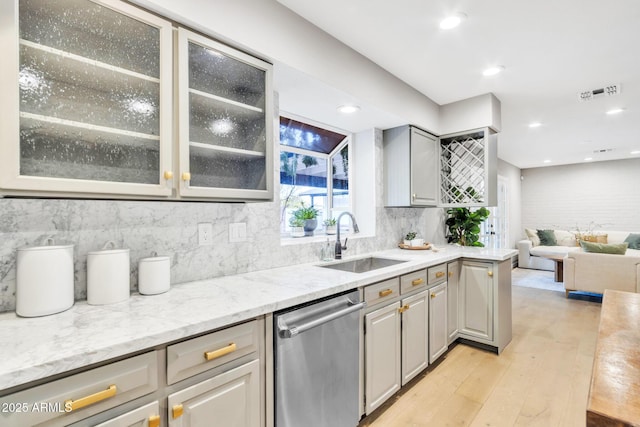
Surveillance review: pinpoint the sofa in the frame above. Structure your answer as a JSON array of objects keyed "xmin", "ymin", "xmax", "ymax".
[{"xmin": 518, "ymin": 229, "xmax": 640, "ymax": 295}]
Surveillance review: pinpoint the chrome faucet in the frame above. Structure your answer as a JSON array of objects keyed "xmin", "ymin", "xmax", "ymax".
[{"xmin": 335, "ymin": 211, "xmax": 360, "ymax": 259}]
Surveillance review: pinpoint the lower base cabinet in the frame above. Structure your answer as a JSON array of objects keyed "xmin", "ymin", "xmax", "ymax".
[
  {"xmin": 365, "ymin": 302, "xmax": 401, "ymax": 415},
  {"xmin": 447, "ymin": 261, "xmax": 460, "ymax": 344},
  {"xmin": 401, "ymin": 290, "xmax": 429, "ymax": 386},
  {"xmin": 168, "ymin": 359, "xmax": 260, "ymax": 427},
  {"xmin": 428, "ymin": 282, "xmax": 448, "ymax": 363}
]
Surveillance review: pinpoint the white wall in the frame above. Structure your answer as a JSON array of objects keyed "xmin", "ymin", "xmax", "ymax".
[
  {"xmin": 521, "ymin": 158, "xmax": 640, "ymax": 234},
  {"xmin": 497, "ymin": 159, "xmax": 522, "ymax": 248}
]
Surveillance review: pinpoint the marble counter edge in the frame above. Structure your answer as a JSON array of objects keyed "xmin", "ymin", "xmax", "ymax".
[{"xmin": 0, "ymin": 246, "xmax": 516, "ymax": 390}]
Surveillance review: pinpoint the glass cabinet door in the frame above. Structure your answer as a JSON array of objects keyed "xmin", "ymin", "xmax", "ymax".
[
  {"xmin": 177, "ymin": 28, "xmax": 273, "ymax": 200},
  {"xmin": 0, "ymin": 0, "xmax": 173, "ymax": 197}
]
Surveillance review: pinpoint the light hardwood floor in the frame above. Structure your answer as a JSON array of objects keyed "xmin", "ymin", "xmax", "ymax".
[{"xmin": 359, "ymin": 284, "xmax": 602, "ymax": 427}]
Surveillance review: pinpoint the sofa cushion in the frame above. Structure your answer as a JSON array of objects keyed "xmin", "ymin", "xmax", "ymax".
[
  {"xmin": 579, "ymin": 241, "xmax": 629, "ymax": 255},
  {"xmin": 537, "ymin": 229, "xmax": 557, "ymax": 246},
  {"xmin": 531, "ymin": 245, "xmax": 580, "ymax": 259},
  {"xmin": 554, "ymin": 230, "xmax": 578, "ymax": 246},
  {"xmin": 623, "ymin": 233, "xmax": 640, "ymax": 250},
  {"xmin": 525, "ymin": 228, "xmax": 540, "ymax": 246}
]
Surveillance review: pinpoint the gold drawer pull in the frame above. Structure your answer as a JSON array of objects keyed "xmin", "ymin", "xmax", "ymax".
[
  {"xmin": 431, "ymin": 293, "xmax": 436, "ymax": 299},
  {"xmin": 435, "ymin": 271, "xmax": 445, "ymax": 278},
  {"xmin": 411, "ymin": 278, "xmax": 424, "ymax": 286},
  {"xmin": 181, "ymin": 172, "xmax": 191, "ymax": 181},
  {"xmin": 379, "ymin": 289, "xmax": 393, "ymax": 297},
  {"xmin": 64, "ymin": 384, "xmax": 117, "ymax": 412},
  {"xmin": 488, "ymin": 271, "xmax": 493, "ymax": 277},
  {"xmin": 149, "ymin": 415, "xmax": 161, "ymax": 427},
  {"xmin": 398, "ymin": 304, "xmax": 410, "ymax": 313},
  {"xmin": 172, "ymin": 404, "xmax": 184, "ymax": 419},
  {"xmin": 204, "ymin": 342, "xmax": 237, "ymax": 361}
]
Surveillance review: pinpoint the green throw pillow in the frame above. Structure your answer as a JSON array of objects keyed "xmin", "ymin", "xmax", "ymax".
[
  {"xmin": 623, "ymin": 233, "xmax": 640, "ymax": 250},
  {"xmin": 536, "ymin": 229, "xmax": 557, "ymax": 246},
  {"xmin": 579, "ymin": 240, "xmax": 628, "ymax": 255}
]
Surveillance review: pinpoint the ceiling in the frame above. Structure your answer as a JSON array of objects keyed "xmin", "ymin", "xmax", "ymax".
[{"xmin": 275, "ymin": 0, "xmax": 640, "ymax": 169}]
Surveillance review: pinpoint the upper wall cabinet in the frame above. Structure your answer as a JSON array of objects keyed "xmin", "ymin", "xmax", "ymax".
[
  {"xmin": 0, "ymin": 0, "xmax": 174, "ymax": 197},
  {"xmin": 383, "ymin": 126, "xmax": 497, "ymax": 207},
  {"xmin": 177, "ymin": 28, "xmax": 273, "ymax": 200}
]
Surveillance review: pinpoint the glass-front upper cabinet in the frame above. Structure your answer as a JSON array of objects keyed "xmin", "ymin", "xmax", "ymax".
[
  {"xmin": 0, "ymin": 0, "xmax": 173, "ymax": 197},
  {"xmin": 177, "ymin": 28, "xmax": 273, "ymax": 200}
]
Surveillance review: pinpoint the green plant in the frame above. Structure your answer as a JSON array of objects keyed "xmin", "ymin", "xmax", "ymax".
[
  {"xmin": 293, "ymin": 203, "xmax": 320, "ymax": 220},
  {"xmin": 445, "ymin": 207, "xmax": 490, "ymax": 247},
  {"xmin": 289, "ymin": 217, "xmax": 305, "ymax": 227},
  {"xmin": 404, "ymin": 231, "xmax": 417, "ymax": 241},
  {"xmin": 323, "ymin": 218, "xmax": 337, "ymax": 226}
]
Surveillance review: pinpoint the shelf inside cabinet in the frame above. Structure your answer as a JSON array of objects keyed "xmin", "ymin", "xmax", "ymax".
[
  {"xmin": 189, "ymin": 89, "xmax": 262, "ymax": 116},
  {"xmin": 189, "ymin": 141, "xmax": 265, "ymax": 161}
]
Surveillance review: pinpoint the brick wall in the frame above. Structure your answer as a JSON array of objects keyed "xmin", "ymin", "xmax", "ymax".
[{"xmin": 521, "ymin": 158, "xmax": 640, "ymax": 236}]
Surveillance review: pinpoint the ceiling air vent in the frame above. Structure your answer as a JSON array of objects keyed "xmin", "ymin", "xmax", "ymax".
[{"xmin": 578, "ymin": 83, "xmax": 620, "ymax": 101}]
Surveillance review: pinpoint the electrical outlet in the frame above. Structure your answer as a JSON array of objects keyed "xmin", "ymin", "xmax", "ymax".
[
  {"xmin": 198, "ymin": 223, "xmax": 213, "ymax": 246},
  {"xmin": 229, "ymin": 222, "xmax": 247, "ymax": 243}
]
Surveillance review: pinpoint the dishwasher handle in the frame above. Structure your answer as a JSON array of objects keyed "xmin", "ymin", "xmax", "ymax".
[{"xmin": 278, "ymin": 301, "xmax": 366, "ymax": 338}]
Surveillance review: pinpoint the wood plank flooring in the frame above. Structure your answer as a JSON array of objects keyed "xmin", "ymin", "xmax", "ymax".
[{"xmin": 359, "ymin": 284, "xmax": 602, "ymax": 427}]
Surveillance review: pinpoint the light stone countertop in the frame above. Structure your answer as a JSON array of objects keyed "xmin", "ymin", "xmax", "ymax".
[{"xmin": 0, "ymin": 245, "xmax": 516, "ymax": 391}]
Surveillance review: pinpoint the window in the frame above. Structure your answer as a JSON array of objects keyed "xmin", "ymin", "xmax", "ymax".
[{"xmin": 279, "ymin": 115, "xmax": 351, "ymax": 237}]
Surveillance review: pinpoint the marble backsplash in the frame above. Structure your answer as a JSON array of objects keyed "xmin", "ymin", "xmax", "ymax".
[{"xmin": 0, "ymin": 129, "xmax": 445, "ymax": 313}]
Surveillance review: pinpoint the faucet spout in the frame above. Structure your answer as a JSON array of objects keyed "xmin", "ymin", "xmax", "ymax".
[{"xmin": 335, "ymin": 211, "xmax": 359, "ymax": 259}]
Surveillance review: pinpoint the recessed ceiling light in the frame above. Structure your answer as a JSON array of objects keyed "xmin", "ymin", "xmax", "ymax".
[
  {"xmin": 606, "ymin": 108, "xmax": 625, "ymax": 115},
  {"xmin": 528, "ymin": 122, "xmax": 542, "ymax": 128},
  {"xmin": 543, "ymin": 159, "xmax": 551, "ymax": 164},
  {"xmin": 482, "ymin": 66, "xmax": 505, "ymax": 77},
  {"xmin": 584, "ymin": 157, "xmax": 593, "ymax": 162},
  {"xmin": 337, "ymin": 105, "xmax": 360, "ymax": 114},
  {"xmin": 439, "ymin": 13, "xmax": 467, "ymax": 30},
  {"xmin": 631, "ymin": 150, "xmax": 640, "ymax": 155}
]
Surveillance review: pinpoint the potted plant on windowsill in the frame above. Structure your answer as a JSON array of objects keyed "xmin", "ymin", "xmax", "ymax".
[
  {"xmin": 289, "ymin": 217, "xmax": 306, "ymax": 238},
  {"xmin": 293, "ymin": 204, "xmax": 321, "ymax": 236},
  {"xmin": 324, "ymin": 218, "xmax": 337, "ymax": 235}
]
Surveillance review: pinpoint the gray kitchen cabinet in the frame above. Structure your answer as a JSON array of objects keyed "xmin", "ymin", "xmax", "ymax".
[
  {"xmin": 428, "ymin": 282, "xmax": 448, "ymax": 363},
  {"xmin": 168, "ymin": 359, "xmax": 260, "ymax": 427},
  {"xmin": 177, "ymin": 28, "xmax": 273, "ymax": 201},
  {"xmin": 400, "ymin": 290, "xmax": 429, "ymax": 385},
  {"xmin": 459, "ymin": 259, "xmax": 512, "ymax": 353},
  {"xmin": 383, "ymin": 125, "xmax": 437, "ymax": 207},
  {"xmin": 0, "ymin": 0, "xmax": 174, "ymax": 198},
  {"xmin": 93, "ymin": 401, "xmax": 161, "ymax": 427},
  {"xmin": 447, "ymin": 260, "xmax": 460, "ymax": 344},
  {"xmin": 364, "ymin": 301, "xmax": 401, "ymax": 415}
]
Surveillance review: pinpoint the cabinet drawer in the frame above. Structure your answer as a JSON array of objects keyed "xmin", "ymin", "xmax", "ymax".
[
  {"xmin": 364, "ymin": 277, "xmax": 400, "ymax": 307},
  {"xmin": 94, "ymin": 401, "xmax": 161, "ymax": 427},
  {"xmin": 400, "ymin": 269, "xmax": 427, "ymax": 294},
  {"xmin": 0, "ymin": 351, "xmax": 158, "ymax": 427},
  {"xmin": 167, "ymin": 319, "xmax": 259, "ymax": 385},
  {"xmin": 428, "ymin": 264, "xmax": 447, "ymax": 285}
]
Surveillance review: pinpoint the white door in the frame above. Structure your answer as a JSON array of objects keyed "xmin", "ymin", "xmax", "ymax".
[
  {"xmin": 409, "ymin": 127, "xmax": 437, "ymax": 206},
  {"xmin": 459, "ymin": 261, "xmax": 494, "ymax": 341},
  {"xmin": 447, "ymin": 261, "xmax": 460, "ymax": 344},
  {"xmin": 429, "ymin": 283, "xmax": 448, "ymax": 363},
  {"xmin": 365, "ymin": 302, "xmax": 401, "ymax": 414},
  {"xmin": 401, "ymin": 290, "xmax": 429, "ymax": 385},
  {"xmin": 168, "ymin": 359, "xmax": 260, "ymax": 427}
]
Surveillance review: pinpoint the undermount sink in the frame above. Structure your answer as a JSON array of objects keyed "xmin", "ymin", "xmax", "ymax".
[{"xmin": 319, "ymin": 257, "xmax": 407, "ymax": 274}]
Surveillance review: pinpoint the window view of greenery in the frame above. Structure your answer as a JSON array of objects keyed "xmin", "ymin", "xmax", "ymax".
[{"xmin": 279, "ymin": 117, "xmax": 350, "ymax": 237}]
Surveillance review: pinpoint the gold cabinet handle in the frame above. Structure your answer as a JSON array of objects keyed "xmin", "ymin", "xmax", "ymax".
[
  {"xmin": 172, "ymin": 404, "xmax": 184, "ymax": 419},
  {"xmin": 204, "ymin": 342, "xmax": 237, "ymax": 361},
  {"xmin": 64, "ymin": 384, "xmax": 117, "ymax": 412},
  {"xmin": 431, "ymin": 293, "xmax": 436, "ymax": 299},
  {"xmin": 149, "ymin": 415, "xmax": 161, "ymax": 427},
  {"xmin": 488, "ymin": 271, "xmax": 493, "ymax": 277},
  {"xmin": 379, "ymin": 289, "xmax": 393, "ymax": 297},
  {"xmin": 398, "ymin": 304, "xmax": 410, "ymax": 313},
  {"xmin": 411, "ymin": 278, "xmax": 424, "ymax": 286},
  {"xmin": 436, "ymin": 271, "xmax": 445, "ymax": 278},
  {"xmin": 181, "ymin": 172, "xmax": 191, "ymax": 181},
  {"xmin": 448, "ymin": 271, "xmax": 453, "ymax": 277},
  {"xmin": 163, "ymin": 170, "xmax": 173, "ymax": 180}
]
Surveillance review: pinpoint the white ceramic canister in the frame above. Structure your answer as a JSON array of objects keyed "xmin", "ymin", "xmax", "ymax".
[
  {"xmin": 87, "ymin": 241, "xmax": 130, "ymax": 305},
  {"xmin": 138, "ymin": 255, "xmax": 170, "ymax": 295},
  {"xmin": 16, "ymin": 238, "xmax": 74, "ymax": 317}
]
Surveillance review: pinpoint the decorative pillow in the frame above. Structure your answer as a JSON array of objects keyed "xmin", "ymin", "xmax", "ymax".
[
  {"xmin": 554, "ymin": 230, "xmax": 578, "ymax": 247},
  {"xmin": 623, "ymin": 233, "xmax": 640, "ymax": 250},
  {"xmin": 525, "ymin": 228, "xmax": 540, "ymax": 246},
  {"xmin": 579, "ymin": 233, "xmax": 608, "ymax": 243},
  {"xmin": 579, "ymin": 240, "xmax": 628, "ymax": 255},
  {"xmin": 537, "ymin": 229, "xmax": 557, "ymax": 246}
]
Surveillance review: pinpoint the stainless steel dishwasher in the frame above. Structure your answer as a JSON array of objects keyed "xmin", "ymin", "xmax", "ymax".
[{"xmin": 274, "ymin": 289, "xmax": 365, "ymax": 427}]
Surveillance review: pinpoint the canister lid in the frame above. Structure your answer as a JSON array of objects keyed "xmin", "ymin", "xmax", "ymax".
[
  {"xmin": 88, "ymin": 241, "xmax": 129, "ymax": 255},
  {"xmin": 139, "ymin": 256, "xmax": 170, "ymax": 263},
  {"xmin": 18, "ymin": 237, "xmax": 73, "ymax": 252}
]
